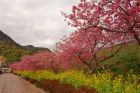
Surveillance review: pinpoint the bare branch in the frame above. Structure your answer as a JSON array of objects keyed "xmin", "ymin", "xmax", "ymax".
[
  {"xmin": 98, "ymin": 43, "xmax": 126, "ymax": 62},
  {"xmin": 82, "ymin": 25, "xmax": 130, "ymax": 33},
  {"xmin": 78, "ymin": 52, "xmax": 91, "ymax": 70}
]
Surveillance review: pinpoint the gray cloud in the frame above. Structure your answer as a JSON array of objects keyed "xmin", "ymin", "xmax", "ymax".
[{"xmin": 0, "ymin": 0, "xmax": 79, "ymax": 49}]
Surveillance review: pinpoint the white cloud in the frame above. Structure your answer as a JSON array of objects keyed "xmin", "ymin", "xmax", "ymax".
[{"xmin": 0, "ymin": 0, "xmax": 79, "ymax": 49}]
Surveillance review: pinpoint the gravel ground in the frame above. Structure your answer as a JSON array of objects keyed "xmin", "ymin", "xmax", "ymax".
[{"xmin": 0, "ymin": 73, "xmax": 46, "ymax": 93}]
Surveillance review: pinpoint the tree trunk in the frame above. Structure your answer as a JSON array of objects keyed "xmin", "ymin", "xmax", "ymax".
[
  {"xmin": 88, "ymin": 61, "xmax": 98, "ymax": 74},
  {"xmin": 133, "ymin": 31, "xmax": 140, "ymax": 45}
]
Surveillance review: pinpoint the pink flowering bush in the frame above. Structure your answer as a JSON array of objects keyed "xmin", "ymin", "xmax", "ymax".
[{"xmin": 10, "ymin": 51, "xmax": 60, "ymax": 72}]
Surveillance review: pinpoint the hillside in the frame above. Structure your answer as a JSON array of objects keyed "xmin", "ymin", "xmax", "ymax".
[
  {"xmin": 0, "ymin": 31, "xmax": 19, "ymax": 46},
  {"xmin": 0, "ymin": 30, "xmax": 50, "ymax": 64},
  {"xmin": 100, "ymin": 42, "xmax": 140, "ymax": 74},
  {"xmin": 23, "ymin": 45, "xmax": 51, "ymax": 52}
]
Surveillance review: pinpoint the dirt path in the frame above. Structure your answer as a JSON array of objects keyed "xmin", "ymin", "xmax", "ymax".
[{"xmin": 0, "ymin": 73, "xmax": 46, "ymax": 93}]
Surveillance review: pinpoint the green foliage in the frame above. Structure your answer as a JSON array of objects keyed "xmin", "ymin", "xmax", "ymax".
[
  {"xmin": 17, "ymin": 70, "xmax": 140, "ymax": 93},
  {"xmin": 102, "ymin": 42, "xmax": 140, "ymax": 74},
  {"xmin": 0, "ymin": 42, "xmax": 31, "ymax": 64},
  {"xmin": 0, "ymin": 41, "xmax": 50, "ymax": 64}
]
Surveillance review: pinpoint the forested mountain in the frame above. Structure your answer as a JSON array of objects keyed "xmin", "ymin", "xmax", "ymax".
[{"xmin": 0, "ymin": 30, "xmax": 50, "ymax": 63}]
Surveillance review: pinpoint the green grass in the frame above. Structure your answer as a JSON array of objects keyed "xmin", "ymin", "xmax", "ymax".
[{"xmin": 100, "ymin": 42, "xmax": 140, "ymax": 74}]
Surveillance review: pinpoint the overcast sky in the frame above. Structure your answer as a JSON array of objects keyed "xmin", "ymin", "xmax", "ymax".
[{"xmin": 0, "ymin": 0, "xmax": 79, "ymax": 49}]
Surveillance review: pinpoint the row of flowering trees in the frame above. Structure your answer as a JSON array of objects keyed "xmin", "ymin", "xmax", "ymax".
[
  {"xmin": 10, "ymin": 51, "xmax": 60, "ymax": 72},
  {"xmin": 10, "ymin": 0, "xmax": 140, "ymax": 74}
]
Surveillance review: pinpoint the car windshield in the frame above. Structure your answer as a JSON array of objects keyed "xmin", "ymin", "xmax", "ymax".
[{"xmin": 2, "ymin": 64, "xmax": 9, "ymax": 68}]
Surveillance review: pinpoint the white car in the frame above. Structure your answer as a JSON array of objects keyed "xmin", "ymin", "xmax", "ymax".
[{"xmin": 1, "ymin": 66, "xmax": 11, "ymax": 73}]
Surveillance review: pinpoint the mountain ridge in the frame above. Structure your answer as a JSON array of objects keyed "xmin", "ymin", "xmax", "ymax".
[
  {"xmin": 0, "ymin": 30, "xmax": 50, "ymax": 51},
  {"xmin": 0, "ymin": 31, "xmax": 18, "ymax": 45},
  {"xmin": 0, "ymin": 30, "xmax": 50, "ymax": 63}
]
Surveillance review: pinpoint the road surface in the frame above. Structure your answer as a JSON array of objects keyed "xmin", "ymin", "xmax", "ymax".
[{"xmin": 0, "ymin": 73, "xmax": 46, "ymax": 93}]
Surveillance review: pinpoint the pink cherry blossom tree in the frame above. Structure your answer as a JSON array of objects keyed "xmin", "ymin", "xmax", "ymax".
[
  {"xmin": 62, "ymin": 0, "xmax": 140, "ymax": 44},
  {"xmin": 56, "ymin": 28, "xmax": 128, "ymax": 74}
]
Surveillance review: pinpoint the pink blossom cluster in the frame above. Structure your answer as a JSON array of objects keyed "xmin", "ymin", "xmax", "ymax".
[
  {"xmin": 10, "ymin": 51, "xmax": 58, "ymax": 71},
  {"xmin": 62, "ymin": 0, "xmax": 140, "ymax": 44}
]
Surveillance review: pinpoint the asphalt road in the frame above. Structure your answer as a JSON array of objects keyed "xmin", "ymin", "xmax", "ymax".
[{"xmin": 0, "ymin": 73, "xmax": 46, "ymax": 93}]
